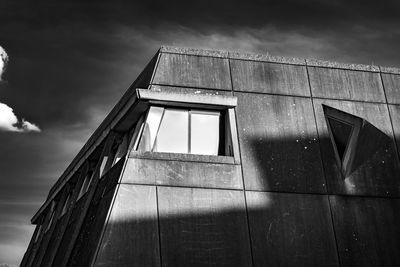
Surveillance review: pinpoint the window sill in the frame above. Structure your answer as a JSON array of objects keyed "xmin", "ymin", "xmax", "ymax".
[{"xmin": 129, "ymin": 151, "xmax": 238, "ymax": 165}]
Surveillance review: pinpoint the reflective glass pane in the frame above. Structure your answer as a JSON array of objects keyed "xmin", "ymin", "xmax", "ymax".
[
  {"xmin": 190, "ymin": 111, "xmax": 220, "ymax": 155},
  {"xmin": 129, "ymin": 115, "xmax": 145, "ymax": 151},
  {"xmin": 137, "ymin": 106, "xmax": 164, "ymax": 151},
  {"xmin": 34, "ymin": 224, "xmax": 42, "ymax": 242},
  {"xmin": 99, "ymin": 156, "xmax": 108, "ymax": 177},
  {"xmin": 113, "ymin": 134, "xmax": 128, "ymax": 165},
  {"xmin": 45, "ymin": 205, "xmax": 56, "ymax": 232},
  {"xmin": 154, "ymin": 109, "xmax": 189, "ymax": 153},
  {"xmin": 61, "ymin": 193, "xmax": 71, "ymax": 216}
]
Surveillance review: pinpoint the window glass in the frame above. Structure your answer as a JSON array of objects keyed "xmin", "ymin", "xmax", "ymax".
[
  {"xmin": 135, "ymin": 106, "xmax": 229, "ymax": 156},
  {"xmin": 99, "ymin": 156, "xmax": 108, "ymax": 177},
  {"xmin": 190, "ymin": 110, "xmax": 220, "ymax": 155},
  {"xmin": 45, "ymin": 211, "xmax": 55, "ymax": 232},
  {"xmin": 137, "ymin": 106, "xmax": 164, "ymax": 151},
  {"xmin": 60, "ymin": 193, "xmax": 71, "ymax": 217},
  {"xmin": 45, "ymin": 203, "xmax": 56, "ymax": 232},
  {"xmin": 78, "ymin": 172, "xmax": 92, "ymax": 199},
  {"xmin": 154, "ymin": 109, "xmax": 189, "ymax": 153},
  {"xmin": 113, "ymin": 134, "xmax": 128, "ymax": 165},
  {"xmin": 34, "ymin": 224, "xmax": 42, "ymax": 243}
]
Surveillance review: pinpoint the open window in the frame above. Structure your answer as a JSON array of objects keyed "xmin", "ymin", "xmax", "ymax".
[
  {"xmin": 323, "ymin": 105, "xmax": 362, "ymax": 177},
  {"xmin": 127, "ymin": 89, "xmax": 239, "ymax": 158},
  {"xmin": 136, "ymin": 107, "xmax": 223, "ymax": 155}
]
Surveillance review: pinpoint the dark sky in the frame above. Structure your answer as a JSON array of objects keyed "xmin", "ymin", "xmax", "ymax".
[{"xmin": 1, "ymin": 0, "xmax": 400, "ymax": 265}]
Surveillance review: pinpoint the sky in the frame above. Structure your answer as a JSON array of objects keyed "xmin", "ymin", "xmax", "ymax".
[{"xmin": 1, "ymin": 0, "xmax": 400, "ymax": 265}]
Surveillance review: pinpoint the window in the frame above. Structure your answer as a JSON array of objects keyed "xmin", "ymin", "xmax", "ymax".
[
  {"xmin": 77, "ymin": 170, "xmax": 93, "ymax": 199},
  {"xmin": 136, "ymin": 107, "xmax": 223, "ymax": 156},
  {"xmin": 323, "ymin": 105, "xmax": 362, "ymax": 177},
  {"xmin": 112, "ymin": 133, "xmax": 129, "ymax": 165},
  {"xmin": 60, "ymin": 192, "xmax": 72, "ymax": 217},
  {"xmin": 98, "ymin": 156, "xmax": 109, "ymax": 177},
  {"xmin": 99, "ymin": 132, "xmax": 131, "ymax": 178},
  {"xmin": 33, "ymin": 223, "xmax": 43, "ymax": 243},
  {"xmin": 45, "ymin": 202, "xmax": 57, "ymax": 233},
  {"xmin": 327, "ymin": 117, "xmax": 353, "ymax": 160}
]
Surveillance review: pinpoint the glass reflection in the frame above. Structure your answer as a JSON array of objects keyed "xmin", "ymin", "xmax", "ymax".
[
  {"xmin": 190, "ymin": 110, "xmax": 220, "ymax": 155},
  {"xmin": 153, "ymin": 109, "xmax": 189, "ymax": 153},
  {"xmin": 137, "ymin": 106, "xmax": 164, "ymax": 151}
]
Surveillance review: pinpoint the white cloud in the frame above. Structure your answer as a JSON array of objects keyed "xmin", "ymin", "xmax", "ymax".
[
  {"xmin": 0, "ymin": 45, "xmax": 8, "ymax": 81},
  {"xmin": 0, "ymin": 46, "xmax": 41, "ymax": 133},
  {"xmin": 0, "ymin": 103, "xmax": 40, "ymax": 133}
]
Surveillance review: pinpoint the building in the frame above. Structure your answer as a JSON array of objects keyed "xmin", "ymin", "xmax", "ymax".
[{"xmin": 21, "ymin": 46, "xmax": 400, "ymax": 267}]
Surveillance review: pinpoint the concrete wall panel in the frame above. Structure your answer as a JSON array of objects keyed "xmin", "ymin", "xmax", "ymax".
[
  {"xmin": 388, "ymin": 104, "xmax": 400, "ymax": 156},
  {"xmin": 308, "ymin": 67, "xmax": 385, "ymax": 102},
  {"xmin": 158, "ymin": 187, "xmax": 252, "ymax": 267},
  {"xmin": 153, "ymin": 53, "xmax": 232, "ymax": 90},
  {"xmin": 231, "ymin": 59, "xmax": 310, "ymax": 96},
  {"xmin": 122, "ymin": 157, "xmax": 243, "ymax": 190},
  {"xmin": 382, "ymin": 73, "xmax": 400, "ymax": 104},
  {"xmin": 330, "ymin": 196, "xmax": 400, "ymax": 267},
  {"xmin": 246, "ymin": 191, "xmax": 339, "ymax": 267},
  {"xmin": 236, "ymin": 92, "xmax": 326, "ymax": 193},
  {"xmin": 95, "ymin": 184, "xmax": 160, "ymax": 267},
  {"xmin": 313, "ymin": 99, "xmax": 400, "ymax": 197}
]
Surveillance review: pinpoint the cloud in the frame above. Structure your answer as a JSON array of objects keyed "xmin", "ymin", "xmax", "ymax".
[
  {"xmin": 0, "ymin": 46, "xmax": 41, "ymax": 133},
  {"xmin": 0, "ymin": 46, "xmax": 9, "ymax": 81},
  {"xmin": 0, "ymin": 103, "xmax": 40, "ymax": 132}
]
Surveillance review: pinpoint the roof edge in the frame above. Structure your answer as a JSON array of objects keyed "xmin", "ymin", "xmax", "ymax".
[{"xmin": 160, "ymin": 45, "xmax": 400, "ymax": 72}]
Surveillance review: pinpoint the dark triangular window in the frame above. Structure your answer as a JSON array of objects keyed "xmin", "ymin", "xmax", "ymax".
[
  {"xmin": 327, "ymin": 118, "xmax": 353, "ymax": 160},
  {"xmin": 323, "ymin": 104, "xmax": 363, "ymax": 178}
]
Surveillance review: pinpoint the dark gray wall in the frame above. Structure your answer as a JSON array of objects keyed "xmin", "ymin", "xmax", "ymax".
[{"xmin": 23, "ymin": 47, "xmax": 400, "ymax": 267}]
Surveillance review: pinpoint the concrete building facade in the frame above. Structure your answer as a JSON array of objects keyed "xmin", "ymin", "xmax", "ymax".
[{"xmin": 22, "ymin": 46, "xmax": 400, "ymax": 267}]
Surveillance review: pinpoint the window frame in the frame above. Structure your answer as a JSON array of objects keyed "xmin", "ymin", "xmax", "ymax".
[
  {"xmin": 323, "ymin": 104, "xmax": 363, "ymax": 178},
  {"xmin": 138, "ymin": 106, "xmax": 224, "ymax": 155},
  {"xmin": 132, "ymin": 89, "xmax": 239, "ymax": 162}
]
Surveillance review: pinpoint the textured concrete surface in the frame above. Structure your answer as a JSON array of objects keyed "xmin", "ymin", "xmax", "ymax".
[
  {"xmin": 230, "ymin": 59, "xmax": 310, "ymax": 96},
  {"xmin": 24, "ymin": 46, "xmax": 400, "ymax": 267}
]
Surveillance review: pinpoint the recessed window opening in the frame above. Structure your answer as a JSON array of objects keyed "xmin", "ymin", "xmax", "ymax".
[
  {"xmin": 45, "ymin": 202, "xmax": 56, "ymax": 233},
  {"xmin": 112, "ymin": 133, "xmax": 129, "ymax": 166},
  {"xmin": 323, "ymin": 104, "xmax": 362, "ymax": 178},
  {"xmin": 98, "ymin": 155, "xmax": 109, "ymax": 177},
  {"xmin": 77, "ymin": 170, "xmax": 93, "ymax": 199},
  {"xmin": 34, "ymin": 223, "xmax": 43, "ymax": 243},
  {"xmin": 327, "ymin": 117, "xmax": 354, "ymax": 161},
  {"xmin": 137, "ymin": 106, "xmax": 224, "ymax": 156},
  {"xmin": 60, "ymin": 192, "xmax": 72, "ymax": 217}
]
